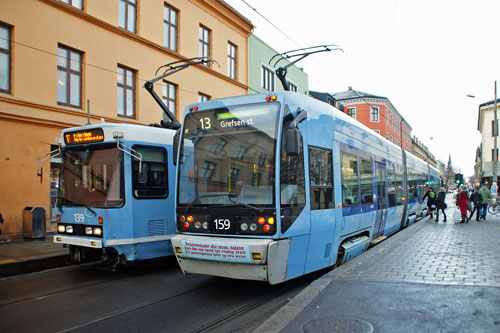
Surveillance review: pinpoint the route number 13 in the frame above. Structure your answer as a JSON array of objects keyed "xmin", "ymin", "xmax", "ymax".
[{"xmin": 200, "ymin": 117, "xmax": 211, "ymax": 130}]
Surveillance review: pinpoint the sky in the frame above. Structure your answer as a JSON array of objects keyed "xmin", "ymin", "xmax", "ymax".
[{"xmin": 225, "ymin": 0, "xmax": 500, "ymax": 177}]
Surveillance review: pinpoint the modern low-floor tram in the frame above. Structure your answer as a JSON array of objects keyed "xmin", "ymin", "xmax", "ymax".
[{"xmin": 171, "ymin": 91, "xmax": 440, "ymax": 284}]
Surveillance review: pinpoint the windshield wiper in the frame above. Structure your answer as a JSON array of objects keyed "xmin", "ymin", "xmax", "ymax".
[
  {"xmin": 227, "ymin": 196, "xmax": 264, "ymax": 213},
  {"xmin": 185, "ymin": 193, "xmax": 238, "ymax": 210}
]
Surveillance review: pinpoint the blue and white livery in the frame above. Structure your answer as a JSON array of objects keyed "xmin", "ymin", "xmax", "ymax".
[
  {"xmin": 171, "ymin": 92, "xmax": 439, "ymax": 284},
  {"xmin": 54, "ymin": 123, "xmax": 177, "ymax": 264}
]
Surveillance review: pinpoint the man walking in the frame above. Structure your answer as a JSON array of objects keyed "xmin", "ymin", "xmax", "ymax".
[
  {"xmin": 478, "ymin": 183, "xmax": 492, "ymax": 220},
  {"xmin": 469, "ymin": 187, "xmax": 482, "ymax": 222}
]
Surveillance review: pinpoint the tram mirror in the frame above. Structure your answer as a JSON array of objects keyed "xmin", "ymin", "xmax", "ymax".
[
  {"xmin": 173, "ymin": 129, "xmax": 180, "ymax": 166},
  {"xmin": 138, "ymin": 164, "xmax": 148, "ymax": 184},
  {"xmin": 285, "ymin": 128, "xmax": 300, "ymax": 156}
]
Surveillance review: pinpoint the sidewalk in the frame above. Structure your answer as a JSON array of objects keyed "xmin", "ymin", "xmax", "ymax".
[
  {"xmin": 0, "ymin": 235, "xmax": 68, "ymax": 278},
  {"xmin": 256, "ymin": 211, "xmax": 500, "ymax": 332}
]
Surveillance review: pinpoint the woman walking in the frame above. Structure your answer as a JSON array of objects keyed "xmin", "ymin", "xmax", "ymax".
[
  {"xmin": 435, "ymin": 187, "xmax": 447, "ymax": 222},
  {"xmin": 457, "ymin": 186, "xmax": 470, "ymax": 223}
]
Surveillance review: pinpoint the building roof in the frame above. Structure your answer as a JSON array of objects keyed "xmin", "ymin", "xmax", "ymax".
[{"xmin": 332, "ymin": 88, "xmax": 386, "ymax": 101}]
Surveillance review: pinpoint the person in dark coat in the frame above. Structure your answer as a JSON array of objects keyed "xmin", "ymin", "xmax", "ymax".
[
  {"xmin": 469, "ymin": 187, "xmax": 483, "ymax": 222},
  {"xmin": 423, "ymin": 186, "xmax": 437, "ymax": 219},
  {"xmin": 457, "ymin": 186, "xmax": 470, "ymax": 223},
  {"xmin": 435, "ymin": 187, "xmax": 447, "ymax": 222}
]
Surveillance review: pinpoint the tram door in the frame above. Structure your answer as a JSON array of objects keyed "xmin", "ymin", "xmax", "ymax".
[{"xmin": 373, "ymin": 162, "xmax": 388, "ymax": 238}]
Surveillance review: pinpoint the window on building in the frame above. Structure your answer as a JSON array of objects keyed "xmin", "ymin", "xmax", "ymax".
[
  {"xmin": 370, "ymin": 106, "xmax": 379, "ymax": 122},
  {"xmin": 212, "ymin": 139, "xmax": 227, "ymax": 154},
  {"xmin": 261, "ymin": 65, "xmax": 274, "ymax": 91},
  {"xmin": 309, "ymin": 147, "xmax": 334, "ymax": 210},
  {"xmin": 163, "ymin": 4, "xmax": 178, "ymax": 51},
  {"xmin": 199, "ymin": 25, "xmax": 210, "ymax": 66},
  {"xmin": 198, "ymin": 93, "xmax": 209, "ymax": 102},
  {"xmin": 132, "ymin": 146, "xmax": 168, "ymax": 198},
  {"xmin": 229, "ymin": 167, "xmax": 239, "ymax": 185},
  {"xmin": 200, "ymin": 161, "xmax": 216, "ymax": 179},
  {"xmin": 0, "ymin": 24, "xmax": 11, "ymax": 93},
  {"xmin": 59, "ymin": 0, "xmax": 82, "ymax": 9},
  {"xmin": 287, "ymin": 81, "xmax": 298, "ymax": 92},
  {"xmin": 162, "ymin": 81, "xmax": 177, "ymax": 119},
  {"xmin": 57, "ymin": 45, "xmax": 82, "ymax": 108},
  {"xmin": 347, "ymin": 107, "xmax": 356, "ymax": 119},
  {"xmin": 119, "ymin": 0, "xmax": 137, "ymax": 33},
  {"xmin": 386, "ymin": 110, "xmax": 388, "ymax": 125},
  {"xmin": 235, "ymin": 146, "xmax": 248, "ymax": 160},
  {"xmin": 227, "ymin": 42, "xmax": 236, "ymax": 79},
  {"xmin": 117, "ymin": 65, "xmax": 136, "ymax": 118},
  {"xmin": 327, "ymin": 97, "xmax": 335, "ymax": 106}
]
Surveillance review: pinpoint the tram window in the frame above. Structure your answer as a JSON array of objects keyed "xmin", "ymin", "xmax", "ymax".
[
  {"xmin": 280, "ymin": 105, "xmax": 306, "ymax": 233},
  {"xmin": 396, "ymin": 173, "xmax": 403, "ymax": 205},
  {"xmin": 387, "ymin": 172, "xmax": 396, "ymax": 207},
  {"xmin": 308, "ymin": 147, "xmax": 334, "ymax": 210},
  {"xmin": 359, "ymin": 159, "xmax": 373, "ymax": 204},
  {"xmin": 407, "ymin": 172, "xmax": 415, "ymax": 200},
  {"xmin": 340, "ymin": 153, "xmax": 359, "ymax": 206},
  {"xmin": 132, "ymin": 146, "xmax": 168, "ymax": 198}
]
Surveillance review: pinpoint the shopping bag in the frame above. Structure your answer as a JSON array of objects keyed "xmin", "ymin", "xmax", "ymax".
[{"xmin": 453, "ymin": 208, "xmax": 461, "ymax": 222}]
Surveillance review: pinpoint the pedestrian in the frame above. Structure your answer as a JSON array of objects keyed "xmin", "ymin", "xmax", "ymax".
[
  {"xmin": 435, "ymin": 187, "xmax": 447, "ymax": 222},
  {"xmin": 478, "ymin": 183, "xmax": 492, "ymax": 220},
  {"xmin": 457, "ymin": 186, "xmax": 469, "ymax": 223},
  {"xmin": 468, "ymin": 187, "xmax": 482, "ymax": 222},
  {"xmin": 423, "ymin": 186, "xmax": 437, "ymax": 219}
]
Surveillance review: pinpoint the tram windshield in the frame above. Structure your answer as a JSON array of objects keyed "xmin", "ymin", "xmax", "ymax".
[
  {"xmin": 178, "ymin": 102, "xmax": 280, "ymax": 208},
  {"xmin": 59, "ymin": 145, "xmax": 124, "ymax": 208}
]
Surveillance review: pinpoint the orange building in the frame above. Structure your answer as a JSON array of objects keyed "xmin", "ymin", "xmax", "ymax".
[
  {"xmin": 0, "ymin": 0, "xmax": 253, "ymax": 238},
  {"xmin": 311, "ymin": 88, "xmax": 412, "ymax": 152}
]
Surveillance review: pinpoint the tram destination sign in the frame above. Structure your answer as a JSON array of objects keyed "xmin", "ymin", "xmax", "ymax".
[{"xmin": 64, "ymin": 128, "xmax": 105, "ymax": 145}]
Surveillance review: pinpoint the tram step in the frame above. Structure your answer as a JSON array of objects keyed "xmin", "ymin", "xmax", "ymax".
[{"xmin": 370, "ymin": 235, "xmax": 387, "ymax": 246}]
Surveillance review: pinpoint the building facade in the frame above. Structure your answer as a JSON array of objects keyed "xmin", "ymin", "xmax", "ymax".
[
  {"xmin": 475, "ymin": 98, "xmax": 500, "ymax": 185},
  {"xmin": 248, "ymin": 34, "xmax": 308, "ymax": 94},
  {"xmin": 0, "ymin": 0, "xmax": 253, "ymax": 238},
  {"xmin": 310, "ymin": 88, "xmax": 412, "ymax": 152}
]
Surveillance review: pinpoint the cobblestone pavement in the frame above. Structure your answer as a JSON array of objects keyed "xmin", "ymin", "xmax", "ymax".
[{"xmin": 330, "ymin": 213, "xmax": 500, "ymax": 287}]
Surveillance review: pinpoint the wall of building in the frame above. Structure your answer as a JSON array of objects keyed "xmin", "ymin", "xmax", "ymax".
[
  {"xmin": 248, "ymin": 34, "xmax": 308, "ymax": 94},
  {"xmin": 0, "ymin": 0, "xmax": 253, "ymax": 238}
]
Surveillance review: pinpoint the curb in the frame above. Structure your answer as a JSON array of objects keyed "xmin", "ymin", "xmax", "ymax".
[{"xmin": 0, "ymin": 255, "xmax": 69, "ymax": 278}]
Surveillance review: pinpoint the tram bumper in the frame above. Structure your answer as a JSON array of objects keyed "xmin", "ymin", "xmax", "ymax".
[
  {"xmin": 171, "ymin": 235, "xmax": 291, "ymax": 285},
  {"xmin": 53, "ymin": 235, "xmax": 102, "ymax": 248}
]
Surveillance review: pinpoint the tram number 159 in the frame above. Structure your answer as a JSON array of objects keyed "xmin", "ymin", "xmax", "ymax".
[{"xmin": 214, "ymin": 218, "xmax": 230, "ymax": 230}]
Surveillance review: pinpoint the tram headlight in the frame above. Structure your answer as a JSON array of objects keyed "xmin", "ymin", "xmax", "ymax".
[
  {"xmin": 85, "ymin": 227, "xmax": 93, "ymax": 235},
  {"xmin": 240, "ymin": 223, "xmax": 248, "ymax": 231},
  {"xmin": 194, "ymin": 222, "xmax": 201, "ymax": 229},
  {"xmin": 250, "ymin": 223, "xmax": 257, "ymax": 231},
  {"xmin": 202, "ymin": 222, "xmax": 208, "ymax": 230},
  {"xmin": 93, "ymin": 227, "xmax": 102, "ymax": 236},
  {"xmin": 66, "ymin": 226, "xmax": 74, "ymax": 233},
  {"xmin": 58, "ymin": 225, "xmax": 66, "ymax": 233}
]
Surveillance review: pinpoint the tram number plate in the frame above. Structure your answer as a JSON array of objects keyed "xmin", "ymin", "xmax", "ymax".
[{"xmin": 212, "ymin": 218, "xmax": 235, "ymax": 233}]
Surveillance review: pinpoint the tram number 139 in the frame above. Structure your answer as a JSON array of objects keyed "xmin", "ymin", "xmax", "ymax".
[{"xmin": 214, "ymin": 218, "xmax": 231, "ymax": 230}]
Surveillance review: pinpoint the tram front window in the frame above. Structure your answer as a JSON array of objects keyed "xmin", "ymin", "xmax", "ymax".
[
  {"xmin": 59, "ymin": 146, "xmax": 124, "ymax": 207},
  {"xmin": 178, "ymin": 103, "xmax": 280, "ymax": 209}
]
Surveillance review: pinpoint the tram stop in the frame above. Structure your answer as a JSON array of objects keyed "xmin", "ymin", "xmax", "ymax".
[{"xmin": 22, "ymin": 206, "xmax": 46, "ymax": 240}]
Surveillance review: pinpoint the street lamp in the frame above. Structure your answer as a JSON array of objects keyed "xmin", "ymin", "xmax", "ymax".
[{"xmin": 467, "ymin": 81, "xmax": 498, "ymax": 195}]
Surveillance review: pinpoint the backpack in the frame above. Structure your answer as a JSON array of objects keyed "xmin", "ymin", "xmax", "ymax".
[{"xmin": 429, "ymin": 191, "xmax": 435, "ymax": 199}]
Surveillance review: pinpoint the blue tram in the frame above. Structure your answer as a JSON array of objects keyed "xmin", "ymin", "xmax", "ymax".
[
  {"xmin": 171, "ymin": 91, "xmax": 439, "ymax": 284},
  {"xmin": 54, "ymin": 123, "xmax": 177, "ymax": 264}
]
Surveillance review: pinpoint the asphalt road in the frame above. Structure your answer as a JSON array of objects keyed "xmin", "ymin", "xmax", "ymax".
[{"xmin": 0, "ymin": 258, "xmax": 316, "ymax": 333}]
